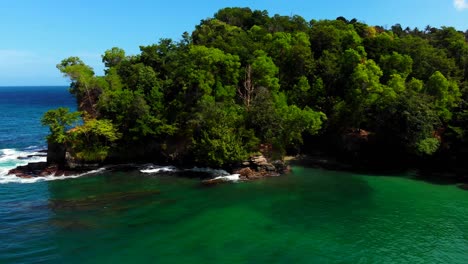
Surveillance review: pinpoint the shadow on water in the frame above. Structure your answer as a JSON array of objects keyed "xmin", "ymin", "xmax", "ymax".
[
  {"xmin": 293, "ymin": 157, "xmax": 468, "ymax": 191},
  {"xmin": 245, "ymin": 167, "xmax": 376, "ymax": 232}
]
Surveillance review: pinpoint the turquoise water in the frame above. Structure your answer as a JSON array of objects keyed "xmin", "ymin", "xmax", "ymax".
[
  {"xmin": 1, "ymin": 168, "xmax": 468, "ymax": 263},
  {"xmin": 1, "ymin": 87, "xmax": 468, "ymax": 263}
]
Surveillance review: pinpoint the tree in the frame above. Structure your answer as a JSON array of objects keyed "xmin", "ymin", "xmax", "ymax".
[
  {"xmin": 266, "ymin": 31, "xmax": 314, "ymax": 91},
  {"xmin": 191, "ymin": 101, "xmax": 257, "ymax": 167},
  {"xmin": 41, "ymin": 108, "xmax": 81, "ymax": 143},
  {"xmin": 425, "ymin": 71, "xmax": 461, "ymax": 121},
  {"xmin": 238, "ymin": 64, "xmax": 255, "ymax": 109},
  {"xmin": 370, "ymin": 91, "xmax": 441, "ymax": 156},
  {"xmin": 397, "ymin": 36, "xmax": 458, "ymax": 80},
  {"xmin": 57, "ymin": 57, "xmax": 105, "ymax": 118},
  {"xmin": 379, "ymin": 52, "xmax": 413, "ymax": 82},
  {"xmin": 68, "ymin": 119, "xmax": 121, "ymax": 162},
  {"xmin": 347, "ymin": 59, "xmax": 384, "ymax": 128},
  {"xmin": 102, "ymin": 47, "xmax": 126, "ymax": 69},
  {"xmin": 274, "ymin": 93, "xmax": 326, "ymax": 153},
  {"xmin": 250, "ymin": 50, "xmax": 280, "ymax": 92},
  {"xmin": 248, "ymin": 87, "xmax": 325, "ymax": 155}
]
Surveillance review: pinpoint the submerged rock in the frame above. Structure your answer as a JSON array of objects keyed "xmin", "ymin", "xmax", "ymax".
[{"xmin": 48, "ymin": 190, "xmax": 161, "ymax": 211}]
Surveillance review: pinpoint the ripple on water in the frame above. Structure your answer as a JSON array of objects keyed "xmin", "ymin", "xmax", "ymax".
[{"xmin": 1, "ymin": 167, "xmax": 468, "ymax": 263}]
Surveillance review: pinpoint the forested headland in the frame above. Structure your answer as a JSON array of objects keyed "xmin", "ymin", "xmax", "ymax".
[{"xmin": 42, "ymin": 7, "xmax": 468, "ymax": 176}]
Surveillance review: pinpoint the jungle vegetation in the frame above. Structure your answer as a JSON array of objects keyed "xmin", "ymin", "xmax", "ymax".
[{"xmin": 43, "ymin": 7, "xmax": 468, "ymax": 170}]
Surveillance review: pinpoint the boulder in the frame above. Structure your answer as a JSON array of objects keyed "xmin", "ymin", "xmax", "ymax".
[
  {"xmin": 272, "ymin": 160, "xmax": 291, "ymax": 174},
  {"xmin": 233, "ymin": 155, "xmax": 288, "ymax": 181},
  {"xmin": 236, "ymin": 167, "xmax": 255, "ymax": 180}
]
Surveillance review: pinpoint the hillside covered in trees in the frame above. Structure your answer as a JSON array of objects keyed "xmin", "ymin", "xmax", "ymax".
[{"xmin": 43, "ymin": 7, "xmax": 468, "ymax": 172}]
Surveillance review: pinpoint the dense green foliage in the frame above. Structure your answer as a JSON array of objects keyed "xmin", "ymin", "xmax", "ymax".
[
  {"xmin": 44, "ymin": 7, "xmax": 468, "ymax": 168},
  {"xmin": 41, "ymin": 107, "xmax": 81, "ymax": 143},
  {"xmin": 67, "ymin": 118, "xmax": 121, "ymax": 162}
]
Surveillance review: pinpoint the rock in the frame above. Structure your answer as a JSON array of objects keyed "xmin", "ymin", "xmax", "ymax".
[
  {"xmin": 17, "ymin": 174, "xmax": 34, "ymax": 178},
  {"xmin": 262, "ymin": 163, "xmax": 276, "ymax": 172},
  {"xmin": 65, "ymin": 152, "xmax": 99, "ymax": 170},
  {"xmin": 458, "ymin": 184, "xmax": 468, "ymax": 191},
  {"xmin": 251, "ymin": 155, "xmax": 268, "ymax": 164},
  {"xmin": 236, "ymin": 167, "xmax": 254, "ymax": 180},
  {"xmin": 201, "ymin": 178, "xmax": 228, "ymax": 186},
  {"xmin": 47, "ymin": 142, "xmax": 66, "ymax": 165},
  {"xmin": 272, "ymin": 160, "xmax": 291, "ymax": 174},
  {"xmin": 8, "ymin": 162, "xmax": 89, "ymax": 178},
  {"xmin": 234, "ymin": 157, "xmax": 285, "ymax": 180}
]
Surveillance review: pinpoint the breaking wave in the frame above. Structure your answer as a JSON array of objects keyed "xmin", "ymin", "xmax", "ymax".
[
  {"xmin": 140, "ymin": 165, "xmax": 178, "ymax": 174},
  {"xmin": 139, "ymin": 164, "xmax": 240, "ymax": 182},
  {"xmin": 0, "ymin": 148, "xmax": 105, "ymax": 184}
]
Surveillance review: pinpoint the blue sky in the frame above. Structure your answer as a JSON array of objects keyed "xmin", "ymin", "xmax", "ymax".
[{"xmin": 0, "ymin": 0, "xmax": 467, "ymax": 86}]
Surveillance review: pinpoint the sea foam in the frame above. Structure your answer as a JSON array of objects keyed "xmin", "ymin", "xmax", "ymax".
[
  {"xmin": 140, "ymin": 165, "xmax": 178, "ymax": 174},
  {"xmin": 212, "ymin": 174, "xmax": 241, "ymax": 182},
  {"xmin": 0, "ymin": 148, "xmax": 105, "ymax": 184},
  {"xmin": 0, "ymin": 167, "xmax": 106, "ymax": 184},
  {"xmin": 140, "ymin": 164, "xmax": 239, "ymax": 182}
]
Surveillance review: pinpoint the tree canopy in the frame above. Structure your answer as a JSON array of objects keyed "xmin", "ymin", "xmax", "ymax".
[{"xmin": 44, "ymin": 7, "xmax": 468, "ymax": 168}]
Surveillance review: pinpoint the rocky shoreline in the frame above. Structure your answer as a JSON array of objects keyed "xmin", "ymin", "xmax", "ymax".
[
  {"xmin": 8, "ymin": 162, "xmax": 89, "ymax": 179},
  {"xmin": 8, "ymin": 152, "xmax": 291, "ymax": 183},
  {"xmin": 202, "ymin": 155, "xmax": 291, "ymax": 185},
  {"xmin": 9, "ymin": 151, "xmax": 468, "ymax": 191}
]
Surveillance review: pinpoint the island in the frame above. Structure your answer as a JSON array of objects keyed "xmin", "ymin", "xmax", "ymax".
[{"xmin": 10, "ymin": 7, "xmax": 468, "ymax": 184}]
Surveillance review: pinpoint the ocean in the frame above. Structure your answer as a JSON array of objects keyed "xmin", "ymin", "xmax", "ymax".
[
  {"xmin": 1, "ymin": 86, "xmax": 468, "ymax": 263},
  {"xmin": 0, "ymin": 86, "xmax": 76, "ymax": 182}
]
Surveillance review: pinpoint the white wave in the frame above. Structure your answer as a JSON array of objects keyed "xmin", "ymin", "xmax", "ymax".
[
  {"xmin": 212, "ymin": 174, "xmax": 240, "ymax": 182},
  {"xmin": 0, "ymin": 148, "xmax": 46, "ymax": 163},
  {"xmin": 24, "ymin": 145, "xmax": 45, "ymax": 151},
  {"xmin": 0, "ymin": 148, "xmax": 105, "ymax": 184},
  {"xmin": 187, "ymin": 167, "xmax": 230, "ymax": 176},
  {"xmin": 0, "ymin": 148, "xmax": 47, "ymax": 179},
  {"xmin": 0, "ymin": 167, "xmax": 106, "ymax": 184},
  {"xmin": 139, "ymin": 165, "xmax": 233, "ymax": 178},
  {"xmin": 140, "ymin": 165, "xmax": 178, "ymax": 174}
]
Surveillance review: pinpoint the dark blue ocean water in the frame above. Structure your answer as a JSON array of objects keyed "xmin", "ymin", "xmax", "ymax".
[
  {"xmin": 0, "ymin": 86, "xmax": 75, "ymax": 150},
  {"xmin": 0, "ymin": 86, "xmax": 75, "ymax": 180}
]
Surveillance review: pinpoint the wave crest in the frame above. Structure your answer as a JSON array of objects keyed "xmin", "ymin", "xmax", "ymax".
[
  {"xmin": 0, "ymin": 168, "xmax": 106, "ymax": 184},
  {"xmin": 0, "ymin": 148, "xmax": 106, "ymax": 184}
]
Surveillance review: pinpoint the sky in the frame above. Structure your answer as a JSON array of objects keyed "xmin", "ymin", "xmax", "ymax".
[{"xmin": 0, "ymin": 0, "xmax": 467, "ymax": 86}]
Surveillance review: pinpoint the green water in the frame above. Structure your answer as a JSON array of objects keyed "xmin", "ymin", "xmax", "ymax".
[{"xmin": 1, "ymin": 166, "xmax": 468, "ymax": 263}]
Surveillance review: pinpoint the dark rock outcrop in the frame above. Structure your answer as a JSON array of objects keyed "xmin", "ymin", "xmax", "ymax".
[
  {"xmin": 8, "ymin": 162, "xmax": 85, "ymax": 178},
  {"xmin": 47, "ymin": 141, "xmax": 66, "ymax": 165},
  {"xmin": 233, "ymin": 155, "xmax": 290, "ymax": 180},
  {"xmin": 202, "ymin": 155, "xmax": 291, "ymax": 185}
]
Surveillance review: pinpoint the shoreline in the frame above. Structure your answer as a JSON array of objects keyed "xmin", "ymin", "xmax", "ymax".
[
  {"xmin": 7, "ymin": 152, "xmax": 468, "ymax": 190},
  {"xmin": 7, "ymin": 153, "xmax": 291, "ymax": 183}
]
